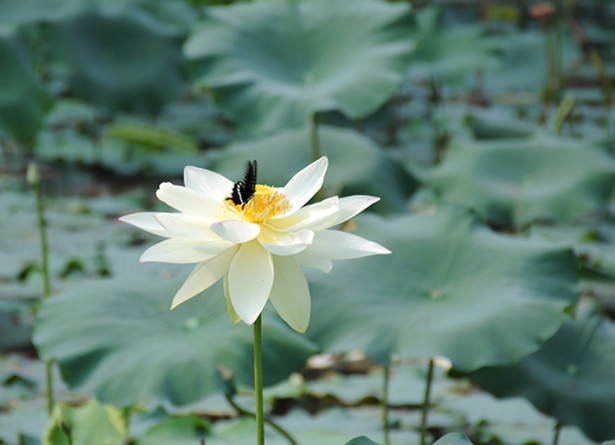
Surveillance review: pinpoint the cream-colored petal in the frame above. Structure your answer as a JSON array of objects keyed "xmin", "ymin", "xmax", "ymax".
[
  {"xmin": 329, "ymin": 195, "xmax": 380, "ymax": 227},
  {"xmin": 156, "ymin": 182, "xmax": 222, "ymax": 218},
  {"xmin": 228, "ymin": 241, "xmax": 274, "ymax": 325},
  {"xmin": 268, "ymin": 198, "xmax": 339, "ymax": 232},
  {"xmin": 293, "ymin": 251, "xmax": 333, "ymax": 273},
  {"xmin": 258, "ymin": 226, "xmax": 313, "ymax": 256},
  {"xmin": 280, "ymin": 157, "xmax": 328, "ymax": 217},
  {"xmin": 119, "ymin": 212, "xmax": 169, "ymax": 238},
  {"xmin": 306, "ymin": 230, "xmax": 391, "ymax": 260},
  {"xmin": 184, "ymin": 166, "xmax": 234, "ymax": 202},
  {"xmin": 140, "ymin": 238, "xmax": 233, "ymax": 264},
  {"xmin": 223, "ymin": 273, "xmax": 240, "ymax": 323},
  {"xmin": 154, "ymin": 213, "xmax": 218, "ymax": 240},
  {"xmin": 269, "ymin": 256, "xmax": 311, "ymax": 333},
  {"xmin": 170, "ymin": 247, "xmax": 238, "ymax": 309},
  {"xmin": 211, "ymin": 219, "xmax": 260, "ymax": 243}
]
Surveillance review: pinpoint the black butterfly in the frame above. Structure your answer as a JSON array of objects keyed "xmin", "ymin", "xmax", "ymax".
[{"xmin": 226, "ymin": 160, "xmax": 257, "ymax": 208}]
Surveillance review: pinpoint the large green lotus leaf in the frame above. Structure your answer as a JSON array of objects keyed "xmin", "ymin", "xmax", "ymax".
[
  {"xmin": 306, "ymin": 206, "xmax": 578, "ymax": 370},
  {"xmin": 469, "ymin": 303, "xmax": 615, "ymax": 442},
  {"xmin": 0, "ymin": 30, "xmax": 51, "ymax": 141},
  {"xmin": 44, "ymin": 7, "xmax": 185, "ymax": 113},
  {"xmin": 184, "ymin": 0, "xmax": 416, "ymax": 134},
  {"xmin": 409, "ymin": 7, "xmax": 500, "ymax": 87},
  {"xmin": 33, "ymin": 276, "xmax": 317, "ymax": 407},
  {"xmin": 207, "ymin": 126, "xmax": 417, "ymax": 214},
  {"xmin": 429, "ymin": 134, "xmax": 615, "ymax": 228}
]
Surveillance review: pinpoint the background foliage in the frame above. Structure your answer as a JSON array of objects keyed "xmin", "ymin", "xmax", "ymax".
[{"xmin": 2, "ymin": 0, "xmax": 615, "ymax": 444}]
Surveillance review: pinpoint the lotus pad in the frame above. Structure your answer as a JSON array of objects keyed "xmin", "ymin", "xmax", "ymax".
[{"xmin": 307, "ymin": 206, "xmax": 578, "ymax": 370}]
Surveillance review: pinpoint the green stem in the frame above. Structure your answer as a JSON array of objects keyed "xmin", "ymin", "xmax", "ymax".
[
  {"xmin": 254, "ymin": 315, "xmax": 265, "ymax": 445},
  {"xmin": 419, "ymin": 359, "xmax": 434, "ymax": 445},
  {"xmin": 225, "ymin": 394, "xmax": 299, "ymax": 445},
  {"xmin": 31, "ymin": 168, "xmax": 54, "ymax": 414},
  {"xmin": 34, "ymin": 181, "xmax": 51, "ymax": 298},
  {"xmin": 310, "ymin": 113, "xmax": 320, "ymax": 162},
  {"xmin": 382, "ymin": 365, "xmax": 391, "ymax": 445},
  {"xmin": 552, "ymin": 420, "xmax": 562, "ymax": 445}
]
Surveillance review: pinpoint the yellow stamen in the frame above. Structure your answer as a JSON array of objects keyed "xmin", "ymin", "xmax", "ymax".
[{"xmin": 226, "ymin": 185, "xmax": 291, "ymax": 223}]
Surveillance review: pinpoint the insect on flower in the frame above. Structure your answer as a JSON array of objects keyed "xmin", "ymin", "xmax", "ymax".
[{"xmin": 226, "ymin": 160, "xmax": 257, "ymax": 208}]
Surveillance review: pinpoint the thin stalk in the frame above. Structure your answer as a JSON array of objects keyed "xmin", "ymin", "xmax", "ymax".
[
  {"xmin": 224, "ymin": 394, "xmax": 299, "ymax": 445},
  {"xmin": 254, "ymin": 315, "xmax": 265, "ymax": 445},
  {"xmin": 382, "ymin": 365, "xmax": 391, "ymax": 445},
  {"xmin": 30, "ymin": 164, "xmax": 54, "ymax": 414},
  {"xmin": 554, "ymin": 0, "xmax": 563, "ymax": 92},
  {"xmin": 419, "ymin": 359, "xmax": 434, "ymax": 445},
  {"xmin": 310, "ymin": 113, "xmax": 320, "ymax": 162},
  {"xmin": 552, "ymin": 420, "xmax": 562, "ymax": 445}
]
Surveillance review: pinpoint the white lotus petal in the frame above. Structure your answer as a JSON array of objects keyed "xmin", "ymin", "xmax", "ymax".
[
  {"xmin": 156, "ymin": 182, "xmax": 222, "ymax": 218},
  {"xmin": 228, "ymin": 241, "xmax": 274, "ymax": 325},
  {"xmin": 184, "ymin": 165, "xmax": 234, "ymax": 202},
  {"xmin": 258, "ymin": 227, "xmax": 314, "ymax": 256},
  {"xmin": 330, "ymin": 195, "xmax": 381, "ymax": 227},
  {"xmin": 269, "ymin": 256, "xmax": 311, "ymax": 333},
  {"xmin": 211, "ymin": 219, "xmax": 260, "ymax": 243},
  {"xmin": 141, "ymin": 238, "xmax": 233, "ymax": 264},
  {"xmin": 305, "ymin": 230, "xmax": 391, "ymax": 260},
  {"xmin": 119, "ymin": 212, "xmax": 169, "ymax": 238},
  {"xmin": 223, "ymin": 273, "xmax": 240, "ymax": 323},
  {"xmin": 268, "ymin": 198, "xmax": 339, "ymax": 232},
  {"xmin": 280, "ymin": 157, "xmax": 328, "ymax": 217},
  {"xmin": 154, "ymin": 213, "xmax": 218, "ymax": 240},
  {"xmin": 170, "ymin": 247, "xmax": 238, "ymax": 309},
  {"xmin": 294, "ymin": 251, "xmax": 333, "ymax": 273}
]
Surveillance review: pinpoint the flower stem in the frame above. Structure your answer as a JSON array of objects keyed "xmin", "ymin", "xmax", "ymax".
[
  {"xmin": 29, "ymin": 163, "xmax": 54, "ymax": 414},
  {"xmin": 254, "ymin": 315, "xmax": 265, "ymax": 445},
  {"xmin": 310, "ymin": 113, "xmax": 320, "ymax": 163},
  {"xmin": 224, "ymin": 394, "xmax": 299, "ymax": 445},
  {"xmin": 552, "ymin": 420, "xmax": 562, "ymax": 445},
  {"xmin": 419, "ymin": 358, "xmax": 434, "ymax": 445},
  {"xmin": 382, "ymin": 364, "xmax": 391, "ymax": 445}
]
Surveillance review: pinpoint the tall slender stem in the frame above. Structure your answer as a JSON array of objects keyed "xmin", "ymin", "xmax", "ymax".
[
  {"xmin": 552, "ymin": 420, "xmax": 562, "ymax": 445},
  {"xmin": 419, "ymin": 358, "xmax": 434, "ymax": 445},
  {"xmin": 382, "ymin": 364, "xmax": 391, "ymax": 445},
  {"xmin": 310, "ymin": 113, "xmax": 320, "ymax": 162},
  {"xmin": 29, "ymin": 163, "xmax": 54, "ymax": 414},
  {"xmin": 254, "ymin": 315, "xmax": 265, "ymax": 445}
]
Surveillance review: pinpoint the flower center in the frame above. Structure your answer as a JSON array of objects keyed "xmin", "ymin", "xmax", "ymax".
[{"xmin": 226, "ymin": 184, "xmax": 291, "ymax": 223}]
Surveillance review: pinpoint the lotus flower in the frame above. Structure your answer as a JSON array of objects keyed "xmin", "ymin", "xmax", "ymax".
[{"xmin": 120, "ymin": 157, "xmax": 390, "ymax": 333}]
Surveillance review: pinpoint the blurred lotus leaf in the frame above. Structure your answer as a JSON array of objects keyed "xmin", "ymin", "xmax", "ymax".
[
  {"xmin": 184, "ymin": 0, "xmax": 416, "ymax": 134},
  {"xmin": 0, "ymin": 29, "xmax": 51, "ymax": 141},
  {"xmin": 307, "ymin": 206, "xmax": 578, "ymax": 369},
  {"xmin": 43, "ymin": 7, "xmax": 186, "ymax": 113},
  {"xmin": 469, "ymin": 302, "xmax": 615, "ymax": 442},
  {"xmin": 429, "ymin": 134, "xmax": 615, "ymax": 228},
  {"xmin": 33, "ymin": 276, "xmax": 317, "ymax": 407}
]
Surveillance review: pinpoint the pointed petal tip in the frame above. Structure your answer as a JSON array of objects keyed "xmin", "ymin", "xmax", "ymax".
[{"xmin": 377, "ymin": 245, "xmax": 392, "ymax": 255}]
